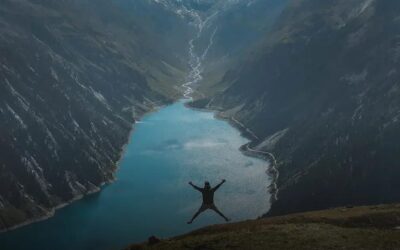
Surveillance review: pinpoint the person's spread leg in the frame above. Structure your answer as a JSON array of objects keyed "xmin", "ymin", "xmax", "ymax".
[
  {"xmin": 211, "ymin": 205, "xmax": 230, "ymax": 222},
  {"xmin": 187, "ymin": 205, "xmax": 207, "ymax": 224}
]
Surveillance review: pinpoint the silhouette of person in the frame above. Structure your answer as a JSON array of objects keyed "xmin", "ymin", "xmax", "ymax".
[{"xmin": 187, "ymin": 180, "xmax": 230, "ymax": 224}]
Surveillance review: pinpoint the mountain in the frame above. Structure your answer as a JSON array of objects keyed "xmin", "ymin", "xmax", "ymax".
[
  {"xmin": 127, "ymin": 204, "xmax": 400, "ymax": 250},
  {"xmin": 196, "ymin": 0, "xmax": 288, "ymax": 62},
  {"xmin": 0, "ymin": 0, "xmax": 189, "ymax": 231},
  {"xmin": 185, "ymin": 0, "xmax": 290, "ymax": 96},
  {"xmin": 3, "ymin": 0, "xmax": 400, "ymax": 236},
  {"xmin": 0, "ymin": 0, "xmax": 266, "ymax": 233},
  {"xmin": 191, "ymin": 0, "xmax": 400, "ymax": 216}
]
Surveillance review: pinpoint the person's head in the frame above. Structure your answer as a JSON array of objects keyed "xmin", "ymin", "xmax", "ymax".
[{"xmin": 204, "ymin": 181, "xmax": 210, "ymax": 190}]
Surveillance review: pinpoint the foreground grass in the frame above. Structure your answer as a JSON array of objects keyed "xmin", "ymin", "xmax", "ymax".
[{"xmin": 126, "ymin": 204, "xmax": 400, "ymax": 250}]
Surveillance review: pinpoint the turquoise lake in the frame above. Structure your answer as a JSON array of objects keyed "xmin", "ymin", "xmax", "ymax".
[{"xmin": 0, "ymin": 101, "xmax": 271, "ymax": 250}]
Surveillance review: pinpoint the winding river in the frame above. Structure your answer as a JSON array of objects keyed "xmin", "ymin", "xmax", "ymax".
[{"xmin": 0, "ymin": 100, "xmax": 271, "ymax": 250}]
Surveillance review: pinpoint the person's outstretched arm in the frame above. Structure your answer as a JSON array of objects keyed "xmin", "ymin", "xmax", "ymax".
[
  {"xmin": 189, "ymin": 182, "xmax": 202, "ymax": 192},
  {"xmin": 212, "ymin": 179, "xmax": 226, "ymax": 191}
]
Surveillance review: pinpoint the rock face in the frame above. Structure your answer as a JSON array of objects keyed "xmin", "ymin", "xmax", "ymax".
[
  {"xmin": 0, "ymin": 0, "xmax": 188, "ymax": 230},
  {"xmin": 187, "ymin": 0, "xmax": 290, "ymax": 96},
  {"xmin": 195, "ymin": 0, "xmax": 400, "ymax": 216},
  {"xmin": 197, "ymin": 0, "xmax": 289, "ymax": 62}
]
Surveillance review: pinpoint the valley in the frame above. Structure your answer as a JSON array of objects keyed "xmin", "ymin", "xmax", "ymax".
[
  {"xmin": 1, "ymin": 0, "xmax": 400, "ymax": 249},
  {"xmin": 0, "ymin": 101, "xmax": 271, "ymax": 250}
]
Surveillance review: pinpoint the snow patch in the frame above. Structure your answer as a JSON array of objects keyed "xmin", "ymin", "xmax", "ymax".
[
  {"xmin": 256, "ymin": 128, "xmax": 289, "ymax": 151},
  {"xmin": 6, "ymin": 104, "xmax": 27, "ymax": 129},
  {"xmin": 342, "ymin": 69, "xmax": 368, "ymax": 85},
  {"xmin": 21, "ymin": 154, "xmax": 50, "ymax": 195},
  {"xmin": 358, "ymin": 0, "xmax": 374, "ymax": 15},
  {"xmin": 4, "ymin": 78, "xmax": 30, "ymax": 112},
  {"xmin": 64, "ymin": 171, "xmax": 87, "ymax": 196},
  {"xmin": 352, "ymin": 104, "xmax": 364, "ymax": 123},
  {"xmin": 50, "ymin": 67, "xmax": 59, "ymax": 81},
  {"xmin": 89, "ymin": 87, "xmax": 111, "ymax": 109}
]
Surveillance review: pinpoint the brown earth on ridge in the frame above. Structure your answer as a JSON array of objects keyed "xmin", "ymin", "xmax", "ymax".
[{"xmin": 126, "ymin": 203, "xmax": 400, "ymax": 250}]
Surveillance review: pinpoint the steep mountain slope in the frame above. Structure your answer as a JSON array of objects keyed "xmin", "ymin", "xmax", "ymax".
[
  {"xmin": 197, "ymin": 0, "xmax": 288, "ymax": 62},
  {"xmin": 127, "ymin": 204, "xmax": 400, "ymax": 250},
  {"xmin": 192, "ymin": 0, "xmax": 400, "ymax": 216},
  {"xmin": 149, "ymin": 0, "xmax": 286, "ymax": 98},
  {"xmin": 0, "ymin": 0, "xmax": 189, "ymax": 231},
  {"xmin": 187, "ymin": 0, "xmax": 289, "ymax": 95}
]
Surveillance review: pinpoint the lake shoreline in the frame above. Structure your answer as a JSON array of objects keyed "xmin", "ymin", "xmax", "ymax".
[
  {"xmin": 0, "ymin": 103, "xmax": 166, "ymax": 234},
  {"xmin": 0, "ymin": 98, "xmax": 273, "ymax": 250},
  {"xmin": 185, "ymin": 101, "xmax": 280, "ymax": 207},
  {"xmin": 0, "ymin": 98, "xmax": 274, "ymax": 239},
  {"xmin": 0, "ymin": 180, "xmax": 110, "ymax": 234}
]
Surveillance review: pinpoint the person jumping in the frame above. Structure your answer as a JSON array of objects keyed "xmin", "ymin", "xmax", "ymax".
[{"xmin": 187, "ymin": 180, "xmax": 230, "ymax": 224}]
